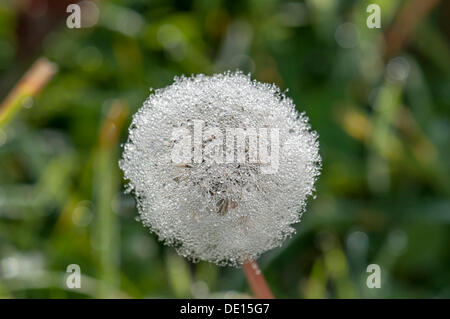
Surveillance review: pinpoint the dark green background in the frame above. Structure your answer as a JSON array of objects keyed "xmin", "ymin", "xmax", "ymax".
[{"xmin": 0, "ymin": 0, "xmax": 449, "ymax": 298}]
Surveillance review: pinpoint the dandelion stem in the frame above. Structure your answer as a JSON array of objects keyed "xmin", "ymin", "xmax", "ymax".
[{"xmin": 242, "ymin": 260, "xmax": 274, "ymax": 299}]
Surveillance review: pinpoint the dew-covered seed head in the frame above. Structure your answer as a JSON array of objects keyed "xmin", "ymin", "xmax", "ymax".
[{"xmin": 119, "ymin": 71, "xmax": 321, "ymax": 266}]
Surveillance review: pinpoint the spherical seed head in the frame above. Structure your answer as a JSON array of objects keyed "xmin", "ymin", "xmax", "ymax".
[{"xmin": 119, "ymin": 71, "xmax": 321, "ymax": 266}]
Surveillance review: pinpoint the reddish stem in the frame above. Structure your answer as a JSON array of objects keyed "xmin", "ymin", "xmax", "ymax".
[{"xmin": 242, "ymin": 260, "xmax": 274, "ymax": 299}]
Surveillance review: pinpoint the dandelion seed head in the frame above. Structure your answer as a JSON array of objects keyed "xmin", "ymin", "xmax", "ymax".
[{"xmin": 120, "ymin": 71, "xmax": 321, "ymax": 266}]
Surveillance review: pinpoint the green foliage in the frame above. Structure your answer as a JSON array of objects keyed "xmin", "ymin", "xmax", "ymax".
[{"xmin": 0, "ymin": 0, "xmax": 448, "ymax": 298}]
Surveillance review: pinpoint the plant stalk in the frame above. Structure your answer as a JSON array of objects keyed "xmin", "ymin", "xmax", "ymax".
[
  {"xmin": 0, "ymin": 57, "xmax": 57, "ymax": 128},
  {"xmin": 242, "ymin": 260, "xmax": 274, "ymax": 299}
]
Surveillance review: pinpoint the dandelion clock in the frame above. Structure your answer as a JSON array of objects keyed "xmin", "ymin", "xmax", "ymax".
[{"xmin": 119, "ymin": 71, "xmax": 321, "ymax": 297}]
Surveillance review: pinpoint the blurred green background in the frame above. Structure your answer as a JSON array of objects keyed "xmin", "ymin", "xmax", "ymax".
[{"xmin": 0, "ymin": 0, "xmax": 449, "ymax": 298}]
